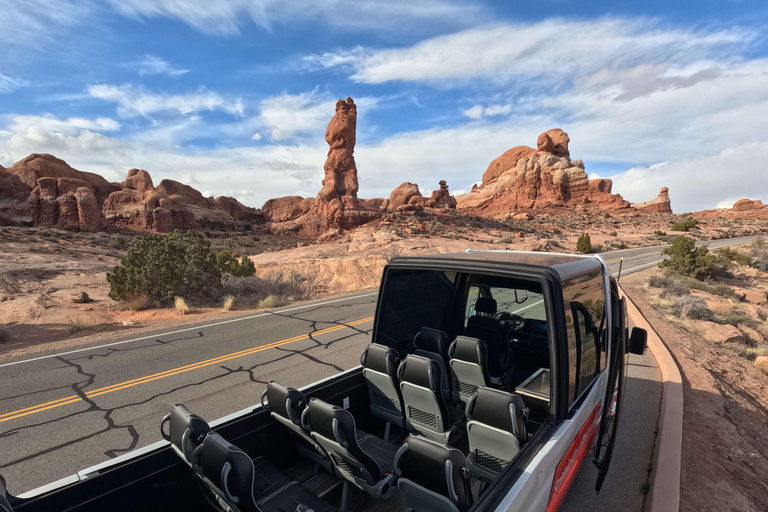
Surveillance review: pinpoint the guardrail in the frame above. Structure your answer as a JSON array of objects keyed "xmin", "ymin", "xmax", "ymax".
[{"xmin": 619, "ymin": 285, "xmax": 682, "ymax": 512}]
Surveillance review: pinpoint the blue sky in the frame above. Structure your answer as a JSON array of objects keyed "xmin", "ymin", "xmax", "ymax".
[{"xmin": 1, "ymin": 0, "xmax": 768, "ymax": 212}]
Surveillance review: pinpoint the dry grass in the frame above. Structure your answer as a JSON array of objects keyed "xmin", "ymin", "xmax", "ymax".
[
  {"xmin": 259, "ymin": 295, "xmax": 280, "ymax": 309},
  {"xmin": 222, "ymin": 295, "xmax": 235, "ymax": 312},
  {"xmin": 67, "ymin": 319, "xmax": 86, "ymax": 335},
  {"xmin": 174, "ymin": 297, "xmax": 190, "ymax": 315},
  {"xmin": 126, "ymin": 294, "xmax": 151, "ymax": 311},
  {"xmin": 222, "ymin": 269, "xmax": 326, "ymax": 306}
]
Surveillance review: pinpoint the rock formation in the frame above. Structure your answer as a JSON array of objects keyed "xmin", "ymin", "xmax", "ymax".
[
  {"xmin": 426, "ymin": 180, "xmax": 457, "ymax": 209},
  {"xmin": 692, "ymin": 198, "xmax": 768, "ymax": 220},
  {"xmin": 632, "ymin": 187, "xmax": 673, "ymax": 214},
  {"xmin": 261, "ymin": 196, "xmax": 315, "ymax": 223},
  {"xmin": 458, "ymin": 129, "xmax": 632, "ymax": 214},
  {"xmin": 386, "ymin": 182, "xmax": 424, "ymax": 212},
  {"xmin": 0, "ymin": 154, "xmax": 263, "ymax": 232}
]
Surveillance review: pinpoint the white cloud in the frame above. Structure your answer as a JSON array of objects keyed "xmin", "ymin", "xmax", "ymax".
[
  {"xmin": 88, "ymin": 84, "xmax": 244, "ymax": 117},
  {"xmin": 133, "ymin": 55, "xmax": 189, "ymax": 77},
  {"xmin": 310, "ymin": 18, "xmax": 754, "ymax": 85},
  {"xmin": 463, "ymin": 106, "xmax": 483, "ymax": 120},
  {"xmin": 463, "ymin": 103, "xmax": 512, "ymax": 119},
  {"xmin": 104, "ymin": 0, "xmax": 485, "ymax": 36},
  {"xmin": 251, "ymin": 133, "xmax": 262, "ymax": 140},
  {"xmin": 0, "ymin": 0, "xmax": 91, "ymax": 47}
]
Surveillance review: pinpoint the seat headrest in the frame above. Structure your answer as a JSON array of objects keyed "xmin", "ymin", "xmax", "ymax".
[
  {"xmin": 196, "ymin": 433, "xmax": 255, "ymax": 507},
  {"xmin": 361, "ymin": 343, "xmax": 399, "ymax": 376},
  {"xmin": 0, "ymin": 475, "xmax": 12, "ymax": 512},
  {"xmin": 394, "ymin": 435, "xmax": 470, "ymax": 506},
  {"xmin": 474, "ymin": 298, "xmax": 497, "ymax": 316},
  {"xmin": 306, "ymin": 398, "xmax": 358, "ymax": 447},
  {"xmin": 466, "ymin": 387, "xmax": 527, "ymax": 440},
  {"xmin": 398, "ymin": 354, "xmax": 441, "ymax": 392},
  {"xmin": 449, "ymin": 336, "xmax": 486, "ymax": 365},
  {"xmin": 414, "ymin": 328, "xmax": 449, "ymax": 355},
  {"xmin": 164, "ymin": 404, "xmax": 211, "ymax": 462},
  {"xmin": 265, "ymin": 381, "xmax": 307, "ymax": 426}
]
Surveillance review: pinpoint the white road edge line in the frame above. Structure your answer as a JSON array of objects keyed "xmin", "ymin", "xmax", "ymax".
[{"xmin": 0, "ymin": 292, "xmax": 379, "ymax": 369}]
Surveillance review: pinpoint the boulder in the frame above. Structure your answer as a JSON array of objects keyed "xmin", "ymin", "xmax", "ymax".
[
  {"xmin": 698, "ymin": 321, "xmax": 745, "ymax": 344},
  {"xmin": 755, "ymin": 356, "xmax": 768, "ymax": 375},
  {"xmin": 737, "ymin": 323, "xmax": 764, "ymax": 344},
  {"xmin": 692, "ymin": 198, "xmax": 768, "ymax": 220},
  {"xmin": 75, "ymin": 187, "xmax": 107, "ymax": 233},
  {"xmin": 70, "ymin": 292, "xmax": 92, "ymax": 303},
  {"xmin": 388, "ymin": 182, "xmax": 423, "ymax": 211},
  {"xmin": 512, "ymin": 212, "xmax": 534, "ymax": 220},
  {"xmin": 732, "ymin": 287, "xmax": 768, "ymax": 305},
  {"xmin": 125, "ymin": 169, "xmax": 153, "ymax": 192},
  {"xmin": 426, "ymin": 180, "xmax": 457, "ymax": 209},
  {"xmin": 262, "ymin": 196, "xmax": 315, "ymax": 223},
  {"xmin": 632, "ymin": 187, "xmax": 673, "ymax": 214},
  {"xmin": 482, "ymin": 146, "xmax": 536, "ymax": 186},
  {"xmin": 733, "ymin": 198, "xmax": 766, "ymax": 211},
  {"xmin": 537, "ymin": 128, "xmax": 570, "ymax": 158}
]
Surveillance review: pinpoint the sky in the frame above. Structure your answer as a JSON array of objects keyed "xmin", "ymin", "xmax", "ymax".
[{"xmin": 1, "ymin": 0, "xmax": 767, "ymax": 213}]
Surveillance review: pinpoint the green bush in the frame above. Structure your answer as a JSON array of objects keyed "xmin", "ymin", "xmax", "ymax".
[
  {"xmin": 584, "ymin": 197, "xmax": 592, "ymax": 204},
  {"xmin": 107, "ymin": 230, "xmax": 222, "ymax": 306},
  {"xmin": 552, "ymin": 228, "xmax": 562, "ymax": 235},
  {"xmin": 671, "ymin": 218, "xmax": 698, "ymax": 232},
  {"xmin": 658, "ymin": 236, "xmax": 717, "ymax": 280},
  {"xmin": 609, "ymin": 231, "xmax": 617, "ymax": 237},
  {"xmin": 576, "ymin": 233, "xmax": 592, "ymax": 253},
  {"xmin": 110, "ymin": 235, "xmax": 128, "ymax": 250},
  {"xmin": 604, "ymin": 213, "xmax": 612, "ymax": 219},
  {"xmin": 715, "ymin": 247, "xmax": 752, "ymax": 266},
  {"xmin": 216, "ymin": 251, "xmax": 256, "ymax": 277},
  {"xmin": 654, "ymin": 230, "xmax": 667, "ymax": 237}
]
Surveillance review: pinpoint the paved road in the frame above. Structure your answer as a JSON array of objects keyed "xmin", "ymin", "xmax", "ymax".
[{"xmin": 0, "ymin": 235, "xmax": 760, "ymax": 499}]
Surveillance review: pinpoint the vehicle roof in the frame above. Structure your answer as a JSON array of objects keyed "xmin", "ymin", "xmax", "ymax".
[{"xmin": 388, "ymin": 250, "xmax": 605, "ymax": 282}]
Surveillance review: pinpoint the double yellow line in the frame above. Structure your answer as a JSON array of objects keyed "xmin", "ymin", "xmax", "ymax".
[{"xmin": 0, "ymin": 316, "xmax": 374, "ymax": 424}]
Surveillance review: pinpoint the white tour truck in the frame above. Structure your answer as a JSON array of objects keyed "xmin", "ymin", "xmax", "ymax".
[{"xmin": 0, "ymin": 250, "xmax": 646, "ymax": 512}]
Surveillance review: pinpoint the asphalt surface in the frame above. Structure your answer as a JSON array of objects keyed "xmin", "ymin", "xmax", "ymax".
[{"xmin": 0, "ymin": 235, "xmax": 760, "ymax": 501}]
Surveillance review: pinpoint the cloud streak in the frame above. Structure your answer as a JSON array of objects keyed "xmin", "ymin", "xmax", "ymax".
[
  {"xmin": 88, "ymin": 84, "xmax": 244, "ymax": 117},
  {"xmin": 133, "ymin": 55, "xmax": 189, "ymax": 77}
]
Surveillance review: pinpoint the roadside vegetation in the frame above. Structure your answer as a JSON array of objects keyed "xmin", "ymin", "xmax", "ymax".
[{"xmin": 650, "ymin": 238, "xmax": 768, "ymax": 368}]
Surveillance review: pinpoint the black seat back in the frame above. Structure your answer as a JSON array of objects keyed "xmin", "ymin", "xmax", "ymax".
[
  {"xmin": 361, "ymin": 344, "xmax": 405, "ymax": 428},
  {"xmin": 448, "ymin": 336, "xmax": 490, "ymax": 402},
  {"xmin": 192, "ymin": 433, "xmax": 259, "ymax": 512},
  {"xmin": 161, "ymin": 404, "xmax": 211, "ymax": 465},
  {"xmin": 398, "ymin": 355, "xmax": 453, "ymax": 442},
  {"xmin": 465, "ymin": 387, "xmax": 528, "ymax": 481},
  {"xmin": 466, "ymin": 298, "xmax": 508, "ymax": 377},
  {"xmin": 394, "ymin": 435, "xmax": 472, "ymax": 512},
  {"xmin": 0, "ymin": 475, "xmax": 12, "ymax": 512},
  {"xmin": 305, "ymin": 398, "xmax": 382, "ymax": 488},
  {"xmin": 262, "ymin": 381, "xmax": 331, "ymax": 470},
  {"xmin": 413, "ymin": 328, "xmax": 452, "ymax": 402}
]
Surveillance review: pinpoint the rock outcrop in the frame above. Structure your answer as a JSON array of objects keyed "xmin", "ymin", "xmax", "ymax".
[
  {"xmin": 692, "ymin": 198, "xmax": 768, "ymax": 220},
  {"xmin": 426, "ymin": 180, "xmax": 457, "ymax": 209},
  {"xmin": 262, "ymin": 196, "xmax": 315, "ymax": 223},
  {"xmin": 28, "ymin": 176, "xmax": 108, "ymax": 232},
  {"xmin": 458, "ymin": 129, "xmax": 632, "ymax": 215},
  {"xmin": 386, "ymin": 182, "xmax": 424, "ymax": 212},
  {"xmin": 631, "ymin": 187, "xmax": 673, "ymax": 214},
  {"xmin": 0, "ymin": 166, "xmax": 34, "ymax": 224}
]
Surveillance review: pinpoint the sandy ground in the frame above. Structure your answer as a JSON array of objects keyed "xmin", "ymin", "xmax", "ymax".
[
  {"xmin": 622, "ymin": 268, "xmax": 768, "ymax": 512},
  {"xmin": 2, "ymin": 213, "xmax": 767, "ymax": 361}
]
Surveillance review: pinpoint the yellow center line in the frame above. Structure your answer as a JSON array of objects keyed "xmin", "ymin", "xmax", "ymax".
[{"xmin": 0, "ymin": 316, "xmax": 374, "ymax": 424}]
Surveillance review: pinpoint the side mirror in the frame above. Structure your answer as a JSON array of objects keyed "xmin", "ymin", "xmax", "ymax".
[{"xmin": 629, "ymin": 327, "xmax": 647, "ymax": 355}]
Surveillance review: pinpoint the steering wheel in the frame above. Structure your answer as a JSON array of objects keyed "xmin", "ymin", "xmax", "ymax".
[{"xmin": 495, "ymin": 312, "xmax": 525, "ymax": 331}]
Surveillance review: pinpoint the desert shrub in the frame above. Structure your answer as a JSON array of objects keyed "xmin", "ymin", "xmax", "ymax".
[
  {"xmin": 222, "ymin": 269, "xmax": 326, "ymax": 305},
  {"xmin": 499, "ymin": 237, "xmax": 513, "ymax": 244},
  {"xmin": 174, "ymin": 297, "xmax": 190, "ymax": 315},
  {"xmin": 658, "ymin": 236, "xmax": 717, "ymax": 280},
  {"xmin": 222, "ymin": 295, "xmax": 235, "ymax": 312},
  {"xmin": 216, "ymin": 250, "xmax": 256, "ymax": 277},
  {"xmin": 718, "ymin": 315, "xmax": 760, "ymax": 329},
  {"xmin": 107, "ymin": 230, "xmax": 222, "ymax": 307},
  {"xmin": 729, "ymin": 345, "xmax": 768, "ymax": 361},
  {"xmin": 584, "ymin": 197, "xmax": 591, "ymax": 204},
  {"xmin": 111, "ymin": 235, "xmax": 128, "ymax": 250},
  {"xmin": 552, "ymin": 228, "xmax": 562, "ymax": 235},
  {"xmin": 609, "ymin": 231, "xmax": 617, "ymax": 237},
  {"xmin": 260, "ymin": 295, "xmax": 280, "ymax": 308},
  {"xmin": 671, "ymin": 218, "xmax": 698, "ymax": 232},
  {"xmin": 647, "ymin": 275, "xmax": 690, "ymax": 297},
  {"xmin": 576, "ymin": 233, "xmax": 592, "ymax": 253},
  {"xmin": 716, "ymin": 247, "xmax": 751, "ymax": 267},
  {"xmin": 68, "ymin": 319, "xmax": 86, "ymax": 335},
  {"xmin": 654, "ymin": 230, "xmax": 667, "ymax": 237},
  {"xmin": 747, "ymin": 238, "xmax": 768, "ymax": 271},
  {"xmin": 384, "ymin": 245, "xmax": 404, "ymax": 262},
  {"xmin": 604, "ymin": 213, "xmax": 612, "ymax": 219},
  {"xmin": 0, "ymin": 329, "xmax": 10, "ymax": 344},
  {"xmin": 668, "ymin": 296, "xmax": 714, "ymax": 320}
]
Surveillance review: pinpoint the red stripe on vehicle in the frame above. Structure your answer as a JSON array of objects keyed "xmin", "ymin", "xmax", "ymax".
[{"xmin": 545, "ymin": 404, "xmax": 601, "ymax": 512}]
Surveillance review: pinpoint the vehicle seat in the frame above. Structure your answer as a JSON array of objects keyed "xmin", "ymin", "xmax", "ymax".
[
  {"xmin": 398, "ymin": 355, "xmax": 465, "ymax": 445},
  {"xmin": 413, "ymin": 327, "xmax": 452, "ymax": 403},
  {"xmin": 191, "ymin": 432, "xmax": 336, "ymax": 512},
  {"xmin": 0, "ymin": 475, "xmax": 13, "ymax": 512},
  {"xmin": 304, "ymin": 398, "xmax": 398, "ymax": 501},
  {"xmin": 161, "ymin": 404, "xmax": 211, "ymax": 466},
  {"xmin": 448, "ymin": 336, "xmax": 490, "ymax": 403},
  {"xmin": 262, "ymin": 381, "xmax": 332, "ymax": 472},
  {"xmin": 361, "ymin": 344, "xmax": 405, "ymax": 431},
  {"xmin": 393, "ymin": 435, "xmax": 473, "ymax": 512},
  {"xmin": 465, "ymin": 387, "xmax": 528, "ymax": 482},
  {"xmin": 466, "ymin": 298, "xmax": 510, "ymax": 382}
]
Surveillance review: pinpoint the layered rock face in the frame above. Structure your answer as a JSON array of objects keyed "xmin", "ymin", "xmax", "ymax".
[
  {"xmin": 632, "ymin": 187, "xmax": 673, "ymax": 214},
  {"xmin": 262, "ymin": 196, "xmax": 315, "ymax": 223},
  {"xmin": 693, "ymin": 198, "xmax": 768, "ymax": 220},
  {"xmin": 1, "ymin": 155, "xmax": 263, "ymax": 232},
  {"xmin": 458, "ymin": 129, "xmax": 632, "ymax": 214}
]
